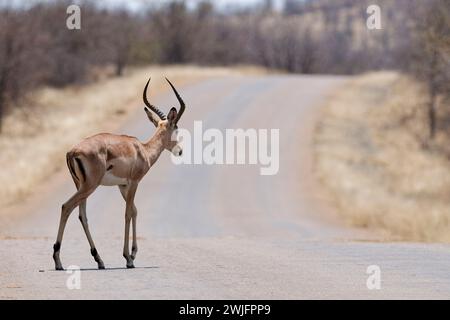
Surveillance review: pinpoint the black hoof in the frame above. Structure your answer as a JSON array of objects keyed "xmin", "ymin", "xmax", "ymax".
[
  {"xmin": 98, "ymin": 264, "xmax": 105, "ymax": 270},
  {"xmin": 55, "ymin": 265, "xmax": 64, "ymax": 271},
  {"xmin": 126, "ymin": 264, "xmax": 135, "ymax": 269}
]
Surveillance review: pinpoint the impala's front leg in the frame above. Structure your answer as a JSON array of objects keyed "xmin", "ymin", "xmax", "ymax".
[
  {"xmin": 122, "ymin": 183, "xmax": 138, "ymax": 268},
  {"xmin": 131, "ymin": 208, "xmax": 138, "ymax": 261},
  {"xmin": 120, "ymin": 186, "xmax": 138, "ymax": 261}
]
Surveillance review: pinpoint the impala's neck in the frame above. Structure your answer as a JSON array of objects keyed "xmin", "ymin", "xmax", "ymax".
[{"xmin": 144, "ymin": 127, "xmax": 167, "ymax": 166}]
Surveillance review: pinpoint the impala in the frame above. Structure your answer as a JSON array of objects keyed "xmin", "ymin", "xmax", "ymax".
[{"xmin": 52, "ymin": 78, "xmax": 185, "ymax": 270}]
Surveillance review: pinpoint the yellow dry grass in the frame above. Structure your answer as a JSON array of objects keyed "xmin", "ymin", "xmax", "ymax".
[
  {"xmin": 314, "ymin": 71, "xmax": 450, "ymax": 242},
  {"xmin": 0, "ymin": 65, "xmax": 266, "ymax": 209}
]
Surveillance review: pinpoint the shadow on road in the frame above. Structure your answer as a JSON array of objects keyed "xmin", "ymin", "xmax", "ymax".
[{"xmin": 43, "ymin": 266, "xmax": 159, "ymax": 272}]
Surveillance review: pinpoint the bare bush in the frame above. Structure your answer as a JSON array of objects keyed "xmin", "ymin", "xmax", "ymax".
[
  {"xmin": 0, "ymin": 0, "xmax": 447, "ymax": 133},
  {"xmin": 409, "ymin": 0, "xmax": 450, "ymax": 139}
]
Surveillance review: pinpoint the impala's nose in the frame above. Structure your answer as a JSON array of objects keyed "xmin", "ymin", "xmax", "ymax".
[{"xmin": 172, "ymin": 145, "xmax": 183, "ymax": 157}]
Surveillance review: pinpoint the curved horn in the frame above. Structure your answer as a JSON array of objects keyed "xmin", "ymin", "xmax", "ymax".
[
  {"xmin": 143, "ymin": 78, "xmax": 166, "ymax": 120},
  {"xmin": 165, "ymin": 78, "xmax": 185, "ymax": 125}
]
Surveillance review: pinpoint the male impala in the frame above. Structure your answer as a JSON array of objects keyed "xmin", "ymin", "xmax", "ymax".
[{"xmin": 52, "ymin": 78, "xmax": 185, "ymax": 270}]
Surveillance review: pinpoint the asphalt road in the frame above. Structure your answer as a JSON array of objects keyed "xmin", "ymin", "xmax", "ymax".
[{"xmin": 1, "ymin": 75, "xmax": 450, "ymax": 299}]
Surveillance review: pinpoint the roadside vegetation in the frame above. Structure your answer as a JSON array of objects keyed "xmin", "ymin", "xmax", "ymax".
[
  {"xmin": 314, "ymin": 72, "xmax": 450, "ymax": 241},
  {"xmin": 1, "ymin": 0, "xmax": 444, "ymax": 131},
  {"xmin": 314, "ymin": 0, "xmax": 449, "ymax": 241}
]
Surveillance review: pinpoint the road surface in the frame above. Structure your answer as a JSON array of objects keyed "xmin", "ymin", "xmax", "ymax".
[{"xmin": 1, "ymin": 75, "xmax": 450, "ymax": 299}]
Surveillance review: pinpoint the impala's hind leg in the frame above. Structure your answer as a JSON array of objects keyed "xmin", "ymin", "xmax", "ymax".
[
  {"xmin": 53, "ymin": 186, "xmax": 95, "ymax": 270},
  {"xmin": 79, "ymin": 199, "xmax": 105, "ymax": 269}
]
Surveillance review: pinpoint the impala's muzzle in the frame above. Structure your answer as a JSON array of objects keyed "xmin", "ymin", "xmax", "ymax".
[{"xmin": 172, "ymin": 145, "xmax": 183, "ymax": 157}]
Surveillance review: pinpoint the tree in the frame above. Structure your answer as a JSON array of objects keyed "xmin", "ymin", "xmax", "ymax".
[
  {"xmin": 152, "ymin": 1, "xmax": 193, "ymax": 64},
  {"xmin": 0, "ymin": 8, "xmax": 47, "ymax": 131},
  {"xmin": 107, "ymin": 10, "xmax": 136, "ymax": 76},
  {"xmin": 412, "ymin": 0, "xmax": 450, "ymax": 139}
]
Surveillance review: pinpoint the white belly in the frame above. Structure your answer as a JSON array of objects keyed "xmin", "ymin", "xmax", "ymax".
[{"xmin": 100, "ymin": 172, "xmax": 128, "ymax": 186}]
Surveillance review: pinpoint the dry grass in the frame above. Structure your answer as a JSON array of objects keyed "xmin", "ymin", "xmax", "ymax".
[
  {"xmin": 0, "ymin": 65, "xmax": 266, "ymax": 209},
  {"xmin": 314, "ymin": 71, "xmax": 450, "ymax": 242}
]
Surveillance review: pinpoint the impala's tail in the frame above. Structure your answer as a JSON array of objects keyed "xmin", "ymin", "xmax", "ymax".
[{"xmin": 66, "ymin": 152, "xmax": 86, "ymax": 184}]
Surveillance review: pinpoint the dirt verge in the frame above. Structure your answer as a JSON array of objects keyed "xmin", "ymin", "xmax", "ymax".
[{"xmin": 314, "ymin": 71, "xmax": 450, "ymax": 242}]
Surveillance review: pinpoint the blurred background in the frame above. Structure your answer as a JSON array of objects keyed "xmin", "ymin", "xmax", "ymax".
[
  {"xmin": 0, "ymin": 0, "xmax": 449, "ymax": 241},
  {"xmin": 1, "ymin": 0, "xmax": 447, "ymax": 111}
]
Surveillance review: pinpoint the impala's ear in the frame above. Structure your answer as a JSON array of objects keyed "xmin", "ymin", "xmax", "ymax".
[
  {"xmin": 144, "ymin": 107, "xmax": 159, "ymax": 127},
  {"xmin": 167, "ymin": 107, "xmax": 178, "ymax": 124}
]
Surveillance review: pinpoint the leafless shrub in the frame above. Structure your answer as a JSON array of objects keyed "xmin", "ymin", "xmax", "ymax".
[
  {"xmin": 408, "ymin": 0, "xmax": 450, "ymax": 139},
  {"xmin": 0, "ymin": 0, "xmax": 447, "ymax": 133}
]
